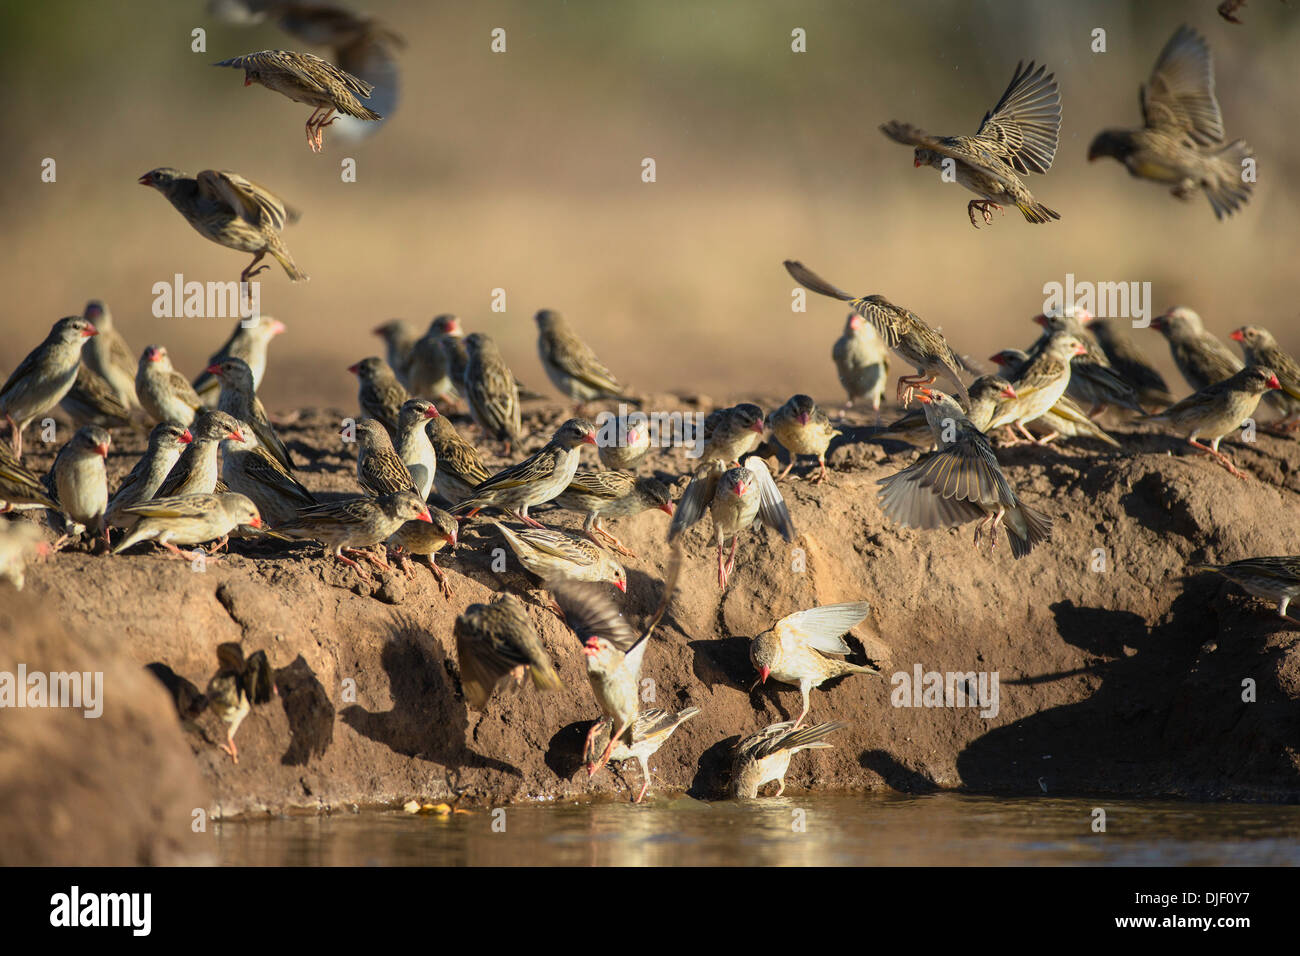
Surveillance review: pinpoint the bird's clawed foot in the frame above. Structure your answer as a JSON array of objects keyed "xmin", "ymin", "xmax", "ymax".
[
  {"xmin": 967, "ymin": 200, "xmax": 1003, "ymax": 227},
  {"xmin": 590, "ymin": 526, "xmax": 636, "ymax": 557}
]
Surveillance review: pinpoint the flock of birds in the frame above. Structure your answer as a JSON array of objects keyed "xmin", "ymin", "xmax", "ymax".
[{"xmin": 2, "ymin": 7, "xmax": 1297, "ymax": 801}]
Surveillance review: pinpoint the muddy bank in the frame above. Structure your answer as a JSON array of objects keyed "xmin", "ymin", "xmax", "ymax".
[{"xmin": 3, "ymin": 397, "xmax": 1299, "ymax": 857}]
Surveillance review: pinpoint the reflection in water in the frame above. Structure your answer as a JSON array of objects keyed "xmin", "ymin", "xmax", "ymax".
[{"xmin": 215, "ymin": 793, "xmax": 1300, "ymax": 866}]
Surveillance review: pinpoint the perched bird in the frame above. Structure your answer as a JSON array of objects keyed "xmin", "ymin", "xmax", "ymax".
[
  {"xmin": 491, "ymin": 520, "xmax": 627, "ymax": 591},
  {"xmin": 386, "ymin": 504, "xmax": 457, "ymax": 595},
  {"xmin": 786, "ymin": 260, "xmax": 971, "ymax": 405},
  {"xmin": 156, "ymin": 410, "xmax": 245, "ymax": 498},
  {"xmin": 535, "ymin": 309, "xmax": 639, "ymax": 408},
  {"xmin": 1142, "ymin": 365, "xmax": 1281, "ymax": 479},
  {"xmin": 768, "ymin": 394, "xmax": 841, "ymax": 483},
  {"xmin": 50, "ymin": 426, "xmax": 111, "ymax": 547},
  {"xmin": 1150, "ymin": 307, "xmax": 1244, "ymax": 393},
  {"xmin": 877, "ymin": 389, "xmax": 1053, "ymax": 559},
  {"xmin": 192, "ymin": 315, "xmax": 286, "ymax": 404},
  {"xmin": 139, "ymin": 167, "xmax": 306, "ymax": 282},
  {"xmin": 584, "ymin": 706, "xmax": 701, "ymax": 803},
  {"xmin": 112, "ymin": 492, "xmax": 263, "ymax": 559},
  {"xmin": 394, "ymin": 399, "xmax": 439, "ymax": 499},
  {"xmin": 1087, "ymin": 317, "xmax": 1171, "ymax": 407},
  {"xmin": 701, "ymin": 403, "xmax": 765, "ymax": 464},
  {"xmin": 106, "ymin": 423, "xmax": 193, "ymax": 527},
  {"xmin": 207, "ymin": 356, "xmax": 295, "ymax": 471},
  {"xmin": 1189, "ymin": 556, "xmax": 1300, "ymax": 624},
  {"xmin": 1032, "ymin": 312, "xmax": 1145, "ymax": 415},
  {"xmin": 275, "ymin": 490, "xmax": 430, "ymax": 580},
  {"xmin": 462, "ymin": 333, "xmax": 522, "ymax": 453},
  {"xmin": 60, "ymin": 365, "xmax": 134, "ymax": 431},
  {"xmin": 81, "ymin": 301, "xmax": 139, "ymax": 411},
  {"xmin": 348, "ymin": 356, "xmax": 407, "ymax": 437},
  {"xmin": 596, "ymin": 417, "xmax": 652, "ymax": 471},
  {"xmin": 669, "ymin": 457, "xmax": 795, "ymax": 589},
  {"xmin": 136, "ymin": 345, "xmax": 204, "ymax": 427},
  {"xmin": 553, "ymin": 470, "xmax": 674, "ymax": 556},
  {"xmin": 452, "ymin": 418, "xmax": 598, "ymax": 527},
  {"xmin": 881, "ymin": 60, "xmax": 1061, "ymax": 226},
  {"xmin": 427, "ymin": 413, "xmax": 491, "ymax": 504},
  {"xmin": 454, "ymin": 592, "xmax": 561, "ymax": 711},
  {"xmin": 0, "ymin": 521, "xmax": 51, "ymax": 590},
  {"xmin": 352, "ymin": 418, "xmax": 415, "ymax": 497},
  {"xmin": 1231, "ymin": 326, "xmax": 1300, "ymax": 405},
  {"xmin": 372, "ymin": 319, "xmax": 417, "ymax": 387},
  {"xmin": 220, "ymin": 429, "xmax": 316, "ymax": 527},
  {"xmin": 0, "ymin": 441, "xmax": 59, "ymax": 512},
  {"xmin": 213, "ymin": 49, "xmax": 382, "ymax": 151},
  {"xmin": 729, "ymin": 720, "xmax": 848, "ymax": 799},
  {"xmin": 205, "ymin": 642, "xmax": 275, "ymax": 763},
  {"xmin": 832, "ymin": 311, "xmax": 890, "ymax": 418},
  {"xmin": 750, "ymin": 602, "xmax": 879, "ymax": 729},
  {"xmin": 551, "ymin": 548, "xmax": 680, "ymax": 774},
  {"xmin": 986, "ymin": 352, "xmax": 1120, "ymax": 446},
  {"xmin": 1087, "ymin": 25, "xmax": 1253, "ymax": 220},
  {"xmin": 994, "ymin": 332, "xmax": 1088, "ymax": 442},
  {"xmin": 406, "ymin": 314, "xmax": 461, "ymax": 404},
  {"xmin": 1, "ymin": 316, "xmax": 98, "ymax": 459}
]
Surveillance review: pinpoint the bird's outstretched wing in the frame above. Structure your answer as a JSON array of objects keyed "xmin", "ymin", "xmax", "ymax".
[
  {"xmin": 974, "ymin": 61, "xmax": 1061, "ymax": 175},
  {"xmin": 744, "ymin": 458, "xmax": 795, "ymax": 541},
  {"xmin": 667, "ymin": 458, "xmax": 724, "ymax": 542},
  {"xmin": 1140, "ymin": 25, "xmax": 1224, "ymax": 144}
]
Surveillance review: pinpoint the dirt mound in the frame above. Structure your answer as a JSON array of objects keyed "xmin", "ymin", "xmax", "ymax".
[{"xmin": 3, "ymin": 399, "xmax": 1299, "ymax": 823}]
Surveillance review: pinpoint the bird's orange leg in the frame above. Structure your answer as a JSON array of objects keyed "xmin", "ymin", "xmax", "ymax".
[
  {"xmin": 896, "ymin": 374, "xmax": 936, "ymax": 407},
  {"xmin": 967, "ymin": 200, "xmax": 1003, "ymax": 227},
  {"xmin": 588, "ymin": 521, "xmax": 636, "ymax": 558},
  {"xmin": 427, "ymin": 556, "xmax": 453, "ymax": 598},
  {"xmin": 1188, "ymin": 438, "xmax": 1248, "ymax": 479},
  {"xmin": 240, "ymin": 251, "xmax": 269, "ymax": 284},
  {"xmin": 220, "ymin": 731, "xmax": 240, "ymax": 764},
  {"xmin": 6, "ymin": 416, "xmax": 23, "ymax": 459},
  {"xmin": 814, "ymin": 456, "xmax": 829, "ymax": 484},
  {"xmin": 333, "ymin": 550, "xmax": 374, "ymax": 581}
]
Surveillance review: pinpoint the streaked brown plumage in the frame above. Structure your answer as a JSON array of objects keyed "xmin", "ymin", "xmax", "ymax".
[
  {"xmin": 553, "ymin": 469, "xmax": 673, "ymax": 556},
  {"xmin": 348, "ymin": 356, "xmax": 406, "ymax": 438},
  {"xmin": 352, "ymin": 418, "xmax": 415, "ymax": 497},
  {"xmin": 427, "ymin": 413, "xmax": 490, "ymax": 504},
  {"xmin": 454, "ymin": 592, "xmax": 561, "ymax": 710},
  {"xmin": 0, "ymin": 441, "xmax": 59, "ymax": 512},
  {"xmin": 1189, "ymin": 556, "xmax": 1300, "ymax": 623},
  {"xmin": 136, "ymin": 345, "xmax": 204, "ymax": 427},
  {"xmin": 584, "ymin": 706, "xmax": 701, "ymax": 803},
  {"xmin": 156, "ymin": 410, "xmax": 245, "ymax": 499},
  {"xmin": 112, "ymin": 492, "xmax": 263, "ymax": 559},
  {"xmin": 387, "ymin": 503, "xmax": 457, "ymax": 595},
  {"xmin": 406, "ymin": 314, "xmax": 461, "ymax": 404},
  {"xmin": 275, "ymin": 489, "xmax": 430, "ymax": 580},
  {"xmin": 219, "ymin": 429, "xmax": 316, "ymax": 526},
  {"xmin": 462, "ymin": 332, "xmax": 522, "ymax": 453},
  {"xmin": 701, "ymin": 403, "xmax": 765, "ymax": 464},
  {"xmin": 372, "ymin": 319, "xmax": 417, "ymax": 387},
  {"xmin": 768, "ymin": 394, "xmax": 841, "ymax": 483},
  {"xmin": 394, "ymin": 398, "xmax": 438, "ymax": 499},
  {"xmin": 106, "ymin": 423, "xmax": 193, "ymax": 527},
  {"xmin": 729, "ymin": 719, "xmax": 847, "ymax": 799},
  {"xmin": 81, "ymin": 301, "xmax": 139, "ymax": 411},
  {"xmin": 1, "ymin": 316, "xmax": 98, "ymax": 459},
  {"xmin": 50, "ymin": 425, "xmax": 111, "ymax": 546},
  {"xmin": 207, "ymin": 356, "xmax": 295, "ymax": 471},
  {"xmin": 596, "ymin": 417, "xmax": 652, "ymax": 471},
  {"xmin": 535, "ymin": 309, "xmax": 639, "ymax": 407},
  {"xmin": 832, "ymin": 311, "xmax": 890, "ymax": 418},
  {"xmin": 1087, "ymin": 317, "xmax": 1171, "ymax": 406},
  {"xmin": 490, "ymin": 520, "xmax": 627, "ymax": 591},
  {"xmin": 1151, "ymin": 306, "xmax": 1243, "ymax": 394},
  {"xmin": 192, "ymin": 315, "xmax": 286, "ymax": 403},
  {"xmin": 60, "ymin": 364, "xmax": 134, "ymax": 431}
]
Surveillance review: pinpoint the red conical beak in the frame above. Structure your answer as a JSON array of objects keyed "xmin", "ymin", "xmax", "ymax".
[
  {"xmin": 1230, "ymin": 330, "xmax": 1245, "ymax": 342},
  {"xmin": 229, "ymin": 429, "xmax": 245, "ymax": 442},
  {"xmin": 615, "ymin": 579, "xmax": 626, "ymax": 593},
  {"xmin": 95, "ymin": 443, "xmax": 109, "ymax": 458},
  {"xmin": 583, "ymin": 432, "xmax": 598, "ymax": 445},
  {"xmin": 82, "ymin": 325, "xmax": 98, "ymax": 337},
  {"xmin": 660, "ymin": 502, "xmax": 675, "ymax": 516},
  {"xmin": 1001, "ymin": 386, "xmax": 1017, "ymax": 399},
  {"xmin": 347, "ymin": 363, "xmax": 360, "ymax": 374},
  {"xmin": 417, "ymin": 508, "xmax": 433, "ymax": 523},
  {"xmin": 180, "ymin": 429, "xmax": 193, "ymax": 444},
  {"xmin": 425, "ymin": 405, "xmax": 440, "ymax": 419},
  {"xmin": 206, "ymin": 363, "xmax": 223, "ymax": 375},
  {"xmin": 249, "ymin": 516, "xmax": 262, "ymax": 528},
  {"xmin": 1268, "ymin": 375, "xmax": 1282, "ymax": 390},
  {"xmin": 759, "ymin": 666, "xmax": 770, "ymax": 683}
]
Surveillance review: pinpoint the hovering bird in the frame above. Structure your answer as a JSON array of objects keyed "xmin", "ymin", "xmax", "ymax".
[
  {"xmin": 205, "ymin": 642, "xmax": 276, "ymax": 763},
  {"xmin": 453, "ymin": 592, "xmax": 561, "ymax": 710},
  {"xmin": 139, "ymin": 168, "xmax": 307, "ymax": 282},
  {"xmin": 881, "ymin": 60, "xmax": 1062, "ymax": 226},
  {"xmin": 213, "ymin": 49, "xmax": 382, "ymax": 151},
  {"xmin": 1087, "ymin": 25, "xmax": 1253, "ymax": 220},
  {"xmin": 584, "ymin": 706, "xmax": 701, "ymax": 803}
]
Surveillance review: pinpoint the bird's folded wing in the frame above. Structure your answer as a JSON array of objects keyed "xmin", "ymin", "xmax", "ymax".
[{"xmin": 121, "ymin": 494, "xmax": 218, "ymax": 519}]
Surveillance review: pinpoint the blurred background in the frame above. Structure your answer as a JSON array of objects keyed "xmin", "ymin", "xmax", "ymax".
[{"xmin": 2, "ymin": 0, "xmax": 1297, "ymax": 411}]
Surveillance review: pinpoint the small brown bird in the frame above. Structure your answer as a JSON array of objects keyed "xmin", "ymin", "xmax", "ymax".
[
  {"xmin": 1142, "ymin": 365, "xmax": 1280, "ymax": 479},
  {"xmin": 1189, "ymin": 556, "xmax": 1300, "ymax": 624},
  {"xmin": 394, "ymin": 399, "xmax": 439, "ymax": 499},
  {"xmin": 454, "ymin": 592, "xmax": 561, "ymax": 710},
  {"xmin": 1, "ymin": 316, "xmax": 98, "ymax": 459},
  {"xmin": 214, "ymin": 49, "xmax": 382, "ymax": 151},
  {"xmin": 427, "ymin": 413, "xmax": 491, "ymax": 504},
  {"xmin": 729, "ymin": 720, "xmax": 847, "ymax": 799},
  {"xmin": 878, "ymin": 389, "xmax": 1052, "ymax": 559},
  {"xmin": 156, "ymin": 410, "xmax": 245, "ymax": 499},
  {"xmin": 1088, "ymin": 25, "xmax": 1253, "ymax": 220},
  {"xmin": 139, "ymin": 167, "xmax": 307, "ymax": 282},
  {"xmin": 205, "ymin": 642, "xmax": 275, "ymax": 763},
  {"xmin": 1231, "ymin": 326, "xmax": 1300, "ymax": 405},
  {"xmin": 81, "ymin": 301, "xmax": 139, "ymax": 411},
  {"xmin": 220, "ymin": 429, "xmax": 317, "ymax": 526},
  {"xmin": 669, "ymin": 457, "xmax": 795, "ymax": 589},
  {"xmin": 192, "ymin": 315, "xmax": 287, "ymax": 403},
  {"xmin": 551, "ymin": 547, "xmax": 680, "ymax": 775},
  {"xmin": 584, "ymin": 706, "xmax": 701, "ymax": 803},
  {"xmin": 881, "ymin": 60, "xmax": 1062, "ymax": 226},
  {"xmin": 352, "ymin": 418, "xmax": 415, "ymax": 497},
  {"xmin": 372, "ymin": 319, "xmax": 416, "ymax": 387},
  {"xmin": 1087, "ymin": 316, "xmax": 1171, "ymax": 407},
  {"xmin": 106, "ymin": 423, "xmax": 193, "ymax": 527},
  {"xmin": 386, "ymin": 504, "xmax": 457, "ymax": 595},
  {"xmin": 462, "ymin": 332, "xmax": 522, "ymax": 453},
  {"xmin": 60, "ymin": 364, "xmax": 134, "ymax": 431},
  {"xmin": 136, "ymin": 345, "xmax": 205, "ymax": 427},
  {"xmin": 786, "ymin": 260, "xmax": 971, "ymax": 406},
  {"xmin": 1032, "ymin": 312, "xmax": 1145, "ymax": 415},
  {"xmin": 883, "ymin": 374, "xmax": 1018, "ymax": 442},
  {"xmin": 997, "ymin": 332, "xmax": 1088, "ymax": 442},
  {"xmin": 112, "ymin": 492, "xmax": 263, "ymax": 559},
  {"xmin": 348, "ymin": 356, "xmax": 407, "ymax": 437},
  {"xmin": 275, "ymin": 490, "xmax": 430, "ymax": 580},
  {"xmin": 490, "ymin": 521, "xmax": 627, "ymax": 592},
  {"xmin": 406, "ymin": 314, "xmax": 461, "ymax": 404},
  {"xmin": 535, "ymin": 309, "xmax": 639, "ymax": 408},
  {"xmin": 750, "ymin": 602, "xmax": 878, "ymax": 729},
  {"xmin": 701, "ymin": 403, "xmax": 765, "ymax": 464},
  {"xmin": 1150, "ymin": 307, "xmax": 1244, "ymax": 394},
  {"xmin": 768, "ymin": 394, "xmax": 841, "ymax": 483},
  {"xmin": 597, "ymin": 417, "xmax": 652, "ymax": 471},
  {"xmin": 832, "ymin": 311, "xmax": 890, "ymax": 419},
  {"xmin": 452, "ymin": 418, "xmax": 597, "ymax": 527},
  {"xmin": 1, "ymin": 441, "xmax": 59, "ymax": 512},
  {"xmin": 50, "ymin": 425, "xmax": 111, "ymax": 547},
  {"xmin": 207, "ymin": 356, "xmax": 295, "ymax": 471},
  {"xmin": 554, "ymin": 470, "xmax": 674, "ymax": 556}
]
